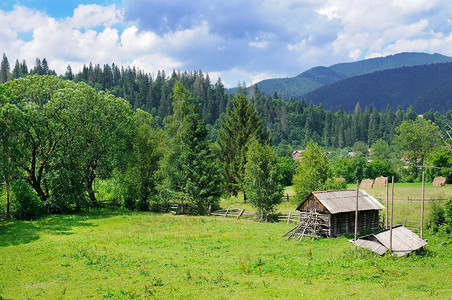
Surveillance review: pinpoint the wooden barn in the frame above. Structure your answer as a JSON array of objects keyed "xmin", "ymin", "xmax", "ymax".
[{"xmin": 294, "ymin": 190, "xmax": 385, "ymax": 238}]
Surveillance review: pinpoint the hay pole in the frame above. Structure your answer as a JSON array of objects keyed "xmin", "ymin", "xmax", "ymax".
[
  {"xmin": 354, "ymin": 180, "xmax": 359, "ymax": 243},
  {"xmin": 385, "ymin": 178, "xmax": 389, "ymax": 229},
  {"xmin": 421, "ymin": 171, "xmax": 425, "ymax": 239},
  {"xmin": 389, "ymin": 176, "xmax": 394, "ymax": 254}
]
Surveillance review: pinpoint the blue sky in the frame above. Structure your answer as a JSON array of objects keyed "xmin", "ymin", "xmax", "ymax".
[{"xmin": 2, "ymin": 0, "xmax": 452, "ymax": 87}]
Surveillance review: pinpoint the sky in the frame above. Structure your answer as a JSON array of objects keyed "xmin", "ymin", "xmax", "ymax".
[{"xmin": 2, "ymin": 0, "xmax": 452, "ymax": 88}]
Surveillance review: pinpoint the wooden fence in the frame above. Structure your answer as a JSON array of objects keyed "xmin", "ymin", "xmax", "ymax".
[
  {"xmin": 210, "ymin": 207, "xmax": 262, "ymax": 220},
  {"xmin": 277, "ymin": 210, "xmax": 300, "ymax": 224},
  {"xmin": 380, "ymin": 197, "xmax": 449, "ymax": 203},
  {"xmin": 210, "ymin": 207, "xmax": 301, "ymax": 223},
  {"xmin": 393, "ymin": 218, "xmax": 421, "ymax": 233}
]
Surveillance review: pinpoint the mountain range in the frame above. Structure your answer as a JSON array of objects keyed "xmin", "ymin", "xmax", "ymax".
[{"xmin": 244, "ymin": 52, "xmax": 452, "ymax": 113}]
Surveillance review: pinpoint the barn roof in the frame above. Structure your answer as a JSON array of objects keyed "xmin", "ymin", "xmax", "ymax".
[
  {"xmin": 296, "ymin": 189, "xmax": 385, "ymax": 214},
  {"xmin": 351, "ymin": 226, "xmax": 427, "ymax": 257}
]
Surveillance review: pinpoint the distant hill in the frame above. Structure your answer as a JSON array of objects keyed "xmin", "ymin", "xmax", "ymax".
[
  {"xmin": 304, "ymin": 62, "xmax": 452, "ymax": 114},
  {"xmin": 249, "ymin": 52, "xmax": 452, "ymax": 99}
]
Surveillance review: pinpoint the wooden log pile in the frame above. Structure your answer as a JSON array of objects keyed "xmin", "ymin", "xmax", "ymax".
[{"xmin": 284, "ymin": 211, "xmax": 330, "ymax": 240}]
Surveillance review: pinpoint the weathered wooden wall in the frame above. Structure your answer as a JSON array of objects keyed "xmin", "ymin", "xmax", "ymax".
[
  {"xmin": 298, "ymin": 195, "xmax": 328, "ymax": 213},
  {"xmin": 329, "ymin": 210, "xmax": 380, "ymax": 237}
]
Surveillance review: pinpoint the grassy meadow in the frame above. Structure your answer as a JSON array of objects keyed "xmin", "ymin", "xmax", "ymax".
[{"xmin": 0, "ymin": 183, "xmax": 451, "ymax": 299}]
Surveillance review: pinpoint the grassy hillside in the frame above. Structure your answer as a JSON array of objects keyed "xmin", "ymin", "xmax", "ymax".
[{"xmin": 1, "ymin": 187, "xmax": 451, "ymax": 299}]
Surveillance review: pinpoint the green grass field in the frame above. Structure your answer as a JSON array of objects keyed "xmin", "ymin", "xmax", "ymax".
[
  {"xmin": 1, "ymin": 183, "xmax": 451, "ymax": 299},
  {"xmin": 1, "ymin": 208, "xmax": 451, "ymax": 299}
]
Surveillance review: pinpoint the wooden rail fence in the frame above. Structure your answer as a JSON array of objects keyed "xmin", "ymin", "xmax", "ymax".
[
  {"xmin": 393, "ymin": 218, "xmax": 421, "ymax": 233},
  {"xmin": 210, "ymin": 207, "xmax": 262, "ymax": 220},
  {"xmin": 277, "ymin": 210, "xmax": 300, "ymax": 224}
]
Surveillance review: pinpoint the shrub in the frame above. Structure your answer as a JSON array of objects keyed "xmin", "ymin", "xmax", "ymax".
[
  {"xmin": 444, "ymin": 198, "xmax": 452, "ymax": 232},
  {"xmin": 428, "ymin": 200, "xmax": 446, "ymax": 233},
  {"xmin": 10, "ymin": 179, "xmax": 43, "ymax": 220}
]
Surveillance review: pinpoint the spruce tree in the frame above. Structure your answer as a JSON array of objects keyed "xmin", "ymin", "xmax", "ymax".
[
  {"xmin": 0, "ymin": 53, "xmax": 10, "ymax": 83},
  {"xmin": 180, "ymin": 105, "xmax": 223, "ymax": 213},
  {"xmin": 164, "ymin": 82, "xmax": 222, "ymax": 213},
  {"xmin": 217, "ymin": 94, "xmax": 269, "ymax": 200},
  {"xmin": 20, "ymin": 59, "xmax": 28, "ymax": 76},
  {"xmin": 12, "ymin": 59, "xmax": 21, "ymax": 79}
]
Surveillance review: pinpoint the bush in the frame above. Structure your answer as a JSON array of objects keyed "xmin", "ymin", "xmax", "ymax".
[
  {"xmin": 277, "ymin": 156, "xmax": 296, "ymax": 186},
  {"xmin": 445, "ymin": 198, "xmax": 452, "ymax": 232},
  {"xmin": 428, "ymin": 200, "xmax": 447, "ymax": 233},
  {"xmin": 10, "ymin": 179, "xmax": 43, "ymax": 220}
]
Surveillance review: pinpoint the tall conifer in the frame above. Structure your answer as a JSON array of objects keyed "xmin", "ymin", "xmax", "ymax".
[{"xmin": 217, "ymin": 94, "xmax": 269, "ymax": 200}]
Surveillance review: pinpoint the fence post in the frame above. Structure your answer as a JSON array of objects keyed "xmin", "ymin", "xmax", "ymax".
[
  {"xmin": 224, "ymin": 206, "xmax": 231, "ymax": 217},
  {"xmin": 236, "ymin": 209, "xmax": 245, "ymax": 220},
  {"xmin": 287, "ymin": 210, "xmax": 292, "ymax": 224}
]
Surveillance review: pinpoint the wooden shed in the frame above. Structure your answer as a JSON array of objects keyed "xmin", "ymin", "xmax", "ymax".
[{"xmin": 295, "ymin": 190, "xmax": 385, "ymax": 237}]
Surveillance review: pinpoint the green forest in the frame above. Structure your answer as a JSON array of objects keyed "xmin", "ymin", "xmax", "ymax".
[{"xmin": 1, "ymin": 54, "xmax": 451, "ymax": 221}]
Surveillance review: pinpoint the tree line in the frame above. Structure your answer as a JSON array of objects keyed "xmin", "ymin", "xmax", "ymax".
[
  {"xmin": 1, "ymin": 75, "xmax": 286, "ymax": 221},
  {"xmin": 1, "ymin": 53, "xmax": 450, "ymax": 154},
  {"xmin": 1, "ymin": 55, "xmax": 451, "ymax": 222}
]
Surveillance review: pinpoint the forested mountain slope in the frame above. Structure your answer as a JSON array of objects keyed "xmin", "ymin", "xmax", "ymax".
[
  {"xmin": 1, "ymin": 53, "xmax": 450, "ymax": 151},
  {"xmin": 304, "ymin": 62, "xmax": 452, "ymax": 114},
  {"xmin": 252, "ymin": 52, "xmax": 452, "ymax": 99}
]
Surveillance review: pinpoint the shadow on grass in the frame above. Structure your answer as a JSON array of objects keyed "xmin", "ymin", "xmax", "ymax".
[{"xmin": 0, "ymin": 207, "xmax": 135, "ymax": 247}]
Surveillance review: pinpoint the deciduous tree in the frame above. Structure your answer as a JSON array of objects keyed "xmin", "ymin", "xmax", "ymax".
[
  {"xmin": 394, "ymin": 118, "xmax": 440, "ymax": 167},
  {"xmin": 293, "ymin": 141, "xmax": 344, "ymax": 202},
  {"xmin": 244, "ymin": 138, "xmax": 283, "ymax": 221}
]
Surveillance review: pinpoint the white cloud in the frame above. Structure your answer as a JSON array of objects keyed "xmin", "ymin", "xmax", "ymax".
[
  {"xmin": 69, "ymin": 4, "xmax": 123, "ymax": 28},
  {"xmin": 3, "ymin": 1, "xmax": 452, "ymax": 87},
  {"xmin": 0, "ymin": 4, "xmax": 181, "ymax": 77},
  {"xmin": 120, "ymin": 26, "xmax": 160, "ymax": 54},
  {"xmin": 248, "ymin": 40, "xmax": 269, "ymax": 48},
  {"xmin": 317, "ymin": 0, "xmax": 452, "ymax": 62},
  {"xmin": 129, "ymin": 54, "xmax": 183, "ymax": 74}
]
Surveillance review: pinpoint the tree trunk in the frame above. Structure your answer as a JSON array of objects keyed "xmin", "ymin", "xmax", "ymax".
[
  {"xmin": 5, "ymin": 175, "xmax": 10, "ymax": 219},
  {"xmin": 243, "ymin": 190, "xmax": 247, "ymax": 203},
  {"xmin": 86, "ymin": 179, "xmax": 97, "ymax": 205},
  {"xmin": 28, "ymin": 177, "xmax": 47, "ymax": 202},
  {"xmin": 85, "ymin": 160, "xmax": 98, "ymax": 205}
]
